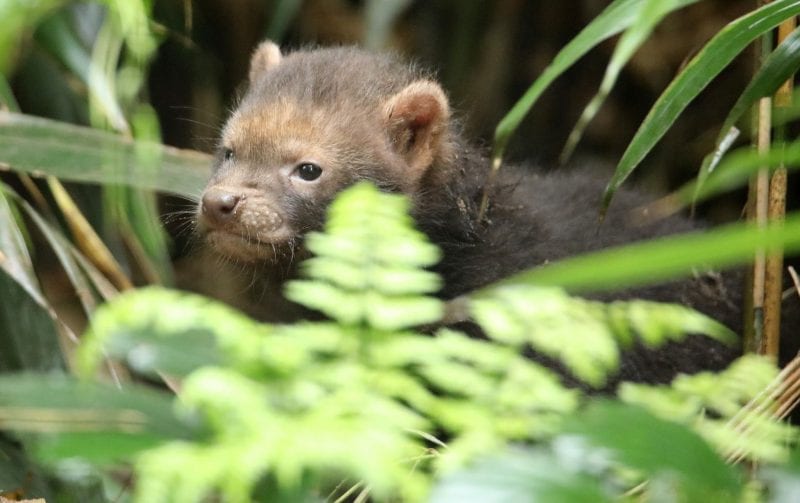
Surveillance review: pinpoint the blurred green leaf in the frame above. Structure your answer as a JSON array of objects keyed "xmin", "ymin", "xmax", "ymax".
[
  {"xmin": 605, "ymin": 0, "xmax": 800, "ymax": 210},
  {"xmin": 430, "ymin": 447, "xmax": 612, "ymax": 503},
  {"xmin": 492, "ymin": 0, "xmax": 697, "ymax": 162},
  {"xmin": 494, "ymin": 210, "xmax": 800, "ymax": 294},
  {"xmin": 0, "ymin": 373, "xmax": 191, "ymax": 440},
  {"xmin": 36, "ymin": 13, "xmax": 128, "ymax": 133},
  {"xmin": 35, "ymin": 431, "xmax": 165, "ymax": 465},
  {"xmin": 562, "ymin": 400, "xmax": 741, "ymax": 499},
  {"xmin": 79, "ymin": 286, "xmax": 254, "ymax": 379},
  {"xmin": 0, "ymin": 111, "xmax": 211, "ymax": 199},
  {"xmin": 561, "ymin": 0, "xmax": 697, "ymax": 163},
  {"xmin": 0, "ymin": 0, "xmax": 65, "ymax": 74}
]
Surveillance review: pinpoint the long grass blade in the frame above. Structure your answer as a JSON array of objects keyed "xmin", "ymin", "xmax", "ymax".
[
  {"xmin": 0, "ymin": 111, "xmax": 211, "ymax": 199},
  {"xmin": 696, "ymin": 24, "xmax": 800, "ymax": 202},
  {"xmin": 605, "ymin": 0, "xmax": 800, "ymax": 211},
  {"xmin": 486, "ymin": 210, "xmax": 800, "ymax": 294},
  {"xmin": 561, "ymin": 0, "xmax": 697, "ymax": 164}
]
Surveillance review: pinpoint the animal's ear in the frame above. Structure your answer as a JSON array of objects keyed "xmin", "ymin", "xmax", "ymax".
[
  {"xmin": 248, "ymin": 40, "xmax": 282, "ymax": 83},
  {"xmin": 383, "ymin": 80, "xmax": 450, "ymax": 181}
]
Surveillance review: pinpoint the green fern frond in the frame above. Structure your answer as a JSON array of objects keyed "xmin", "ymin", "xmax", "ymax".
[
  {"xmin": 285, "ymin": 182, "xmax": 444, "ymax": 331},
  {"xmin": 470, "ymin": 285, "xmax": 735, "ymax": 387}
]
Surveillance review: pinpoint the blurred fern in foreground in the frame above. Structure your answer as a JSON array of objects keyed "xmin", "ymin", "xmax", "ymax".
[{"xmin": 0, "ymin": 182, "xmax": 795, "ymax": 502}]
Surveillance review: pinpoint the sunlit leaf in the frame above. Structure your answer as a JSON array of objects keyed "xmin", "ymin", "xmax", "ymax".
[{"xmin": 470, "ymin": 285, "xmax": 733, "ymax": 387}]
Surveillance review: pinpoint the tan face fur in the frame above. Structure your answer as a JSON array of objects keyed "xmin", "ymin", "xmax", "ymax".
[{"xmin": 197, "ymin": 41, "xmax": 452, "ymax": 264}]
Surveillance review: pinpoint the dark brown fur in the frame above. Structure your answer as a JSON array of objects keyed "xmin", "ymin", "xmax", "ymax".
[{"xmin": 196, "ymin": 42, "xmax": 744, "ymax": 386}]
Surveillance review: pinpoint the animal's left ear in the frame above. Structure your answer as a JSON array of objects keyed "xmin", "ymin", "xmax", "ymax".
[
  {"xmin": 383, "ymin": 80, "xmax": 450, "ymax": 182},
  {"xmin": 248, "ymin": 40, "xmax": 282, "ymax": 84}
]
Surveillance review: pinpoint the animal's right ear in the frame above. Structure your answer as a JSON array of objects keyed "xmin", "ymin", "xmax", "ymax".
[{"xmin": 248, "ymin": 40, "xmax": 282, "ymax": 83}]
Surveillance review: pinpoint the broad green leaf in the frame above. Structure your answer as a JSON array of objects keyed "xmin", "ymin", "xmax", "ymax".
[
  {"xmin": 606, "ymin": 0, "xmax": 800, "ymax": 210},
  {"xmin": 492, "ymin": 0, "xmax": 697, "ymax": 162},
  {"xmin": 492, "ymin": 210, "xmax": 800, "ymax": 293},
  {"xmin": 562, "ymin": 400, "xmax": 741, "ymax": 499},
  {"xmin": 561, "ymin": 0, "xmax": 697, "ymax": 163},
  {"xmin": 430, "ymin": 447, "xmax": 612, "ymax": 503},
  {"xmin": 34, "ymin": 431, "xmax": 165, "ymax": 465},
  {"xmin": 0, "ymin": 373, "xmax": 190, "ymax": 440},
  {"xmin": 695, "ymin": 24, "xmax": 800, "ymax": 201},
  {"xmin": 0, "ymin": 111, "xmax": 211, "ymax": 199}
]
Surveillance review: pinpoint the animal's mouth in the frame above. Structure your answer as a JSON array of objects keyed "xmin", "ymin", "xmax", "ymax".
[{"xmin": 204, "ymin": 228, "xmax": 294, "ymax": 262}]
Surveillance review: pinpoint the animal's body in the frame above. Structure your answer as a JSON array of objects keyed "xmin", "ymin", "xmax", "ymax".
[{"xmin": 195, "ymin": 41, "xmax": 742, "ymax": 386}]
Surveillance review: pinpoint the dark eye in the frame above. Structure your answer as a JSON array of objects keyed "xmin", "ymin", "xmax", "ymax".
[
  {"xmin": 296, "ymin": 162, "xmax": 322, "ymax": 181},
  {"xmin": 223, "ymin": 148, "xmax": 234, "ymax": 162}
]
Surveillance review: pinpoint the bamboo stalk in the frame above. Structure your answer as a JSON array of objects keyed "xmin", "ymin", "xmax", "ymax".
[
  {"xmin": 745, "ymin": 95, "xmax": 771, "ymax": 353},
  {"xmin": 762, "ymin": 15, "xmax": 796, "ymax": 357}
]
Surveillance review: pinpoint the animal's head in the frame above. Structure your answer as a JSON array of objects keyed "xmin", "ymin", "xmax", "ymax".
[{"xmin": 197, "ymin": 41, "xmax": 454, "ymax": 263}]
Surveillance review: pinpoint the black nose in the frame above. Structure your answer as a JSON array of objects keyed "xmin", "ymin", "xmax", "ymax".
[{"xmin": 201, "ymin": 187, "xmax": 241, "ymax": 225}]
